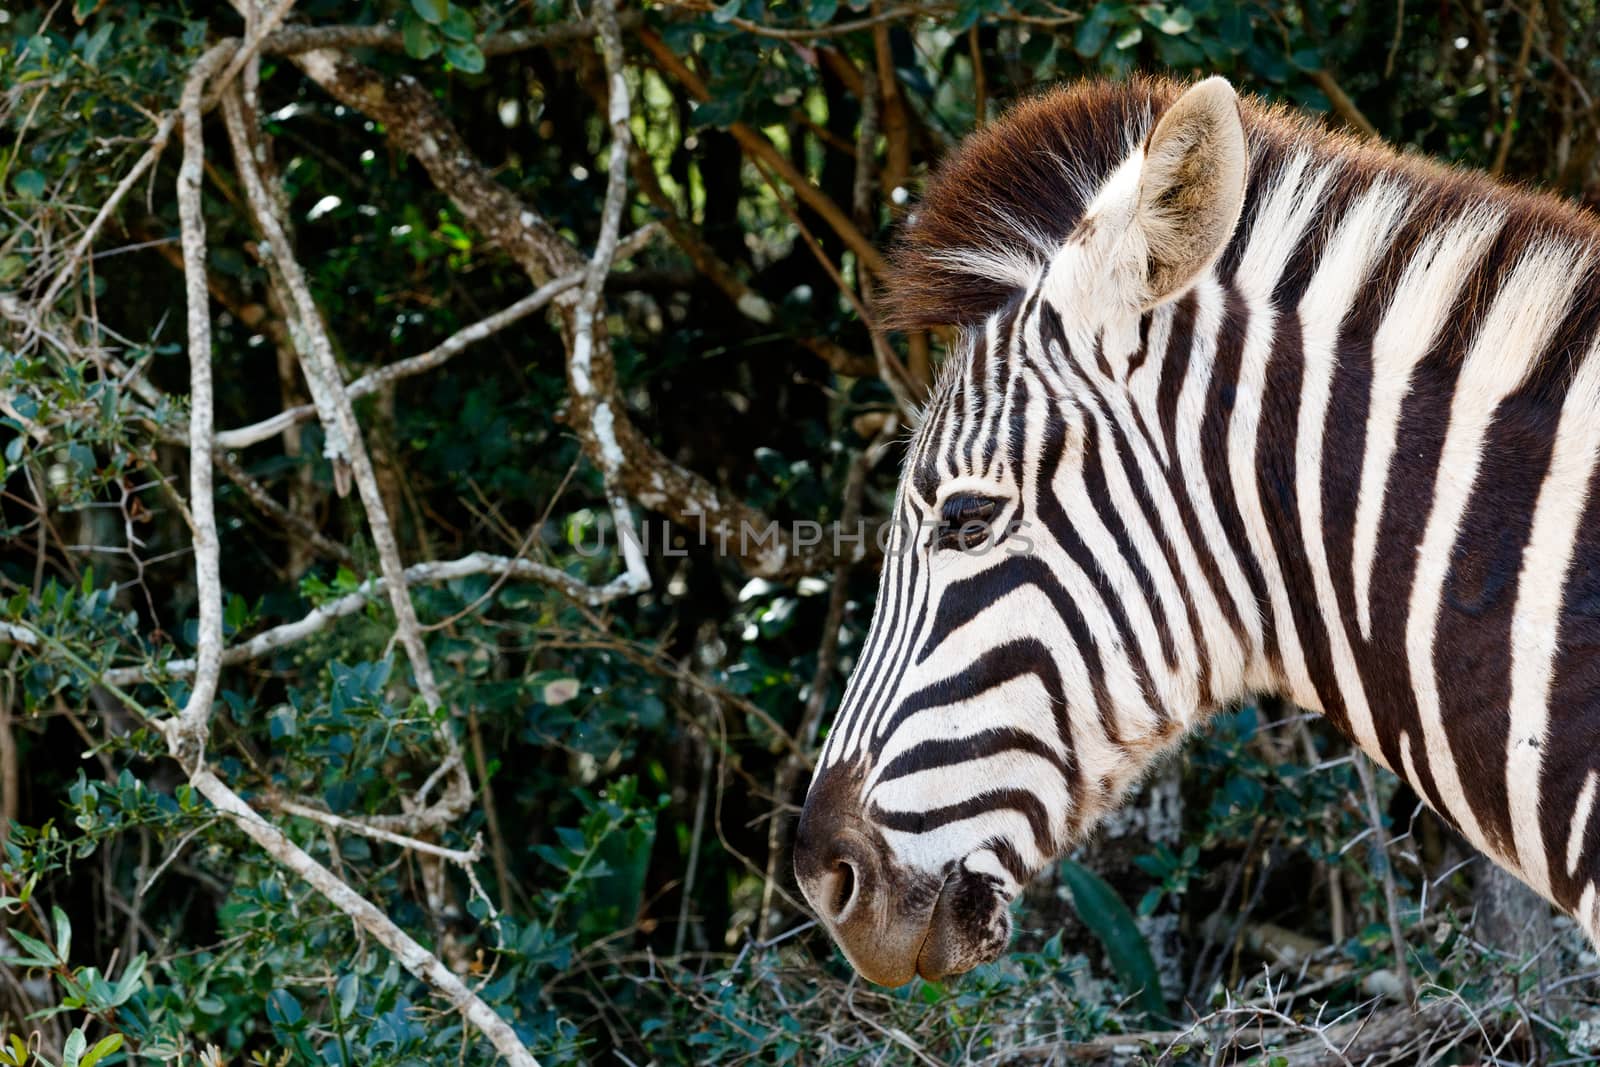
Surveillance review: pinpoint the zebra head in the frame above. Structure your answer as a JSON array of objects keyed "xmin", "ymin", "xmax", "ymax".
[{"xmin": 795, "ymin": 78, "xmax": 1250, "ymax": 986}]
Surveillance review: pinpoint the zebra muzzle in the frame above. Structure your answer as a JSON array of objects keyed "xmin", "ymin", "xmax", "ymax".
[{"xmin": 795, "ymin": 822, "xmax": 1011, "ymax": 985}]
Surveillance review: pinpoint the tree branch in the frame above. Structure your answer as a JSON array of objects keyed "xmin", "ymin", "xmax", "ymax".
[
  {"xmin": 189, "ymin": 768, "xmax": 537, "ymax": 1066},
  {"xmin": 221, "ymin": 83, "xmax": 473, "ymax": 832},
  {"xmin": 287, "ymin": 42, "xmax": 854, "ymax": 578},
  {"xmin": 98, "ymin": 551, "xmax": 651, "ymax": 686},
  {"xmin": 258, "ymin": 12, "xmax": 644, "ymax": 59},
  {"xmin": 162, "ymin": 42, "xmax": 236, "ymax": 769},
  {"xmin": 637, "ymin": 27, "xmax": 890, "ymax": 278},
  {"xmin": 216, "ymin": 270, "xmax": 584, "ymax": 450}
]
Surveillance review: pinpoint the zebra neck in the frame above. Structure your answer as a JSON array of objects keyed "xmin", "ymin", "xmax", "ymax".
[{"xmin": 1125, "ymin": 184, "xmax": 1600, "ymax": 926}]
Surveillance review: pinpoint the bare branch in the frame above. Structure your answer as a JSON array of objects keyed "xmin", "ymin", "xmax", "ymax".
[
  {"xmin": 1307, "ymin": 69, "xmax": 1380, "ymax": 139},
  {"xmin": 1355, "ymin": 753, "xmax": 1417, "ymax": 1005},
  {"xmin": 99, "ymin": 551, "xmax": 650, "ymax": 686},
  {"xmin": 209, "ymin": 0, "xmax": 298, "ymax": 109},
  {"xmin": 218, "ymin": 270, "xmax": 583, "ymax": 449},
  {"xmin": 287, "ymin": 43, "xmax": 851, "ymax": 577},
  {"xmin": 258, "ymin": 11, "xmax": 644, "ymax": 58},
  {"xmin": 1491, "ymin": 0, "xmax": 1542, "ymax": 176},
  {"xmin": 570, "ymin": 0, "xmax": 651, "ymax": 600},
  {"xmin": 162, "ymin": 42, "xmax": 236, "ymax": 769},
  {"xmin": 268, "ymin": 796, "xmax": 483, "ymax": 867},
  {"xmin": 33, "ymin": 113, "xmax": 177, "ymax": 317},
  {"xmin": 189, "ymin": 767, "xmax": 539, "ymax": 1067},
  {"xmin": 221, "ymin": 86, "xmax": 469, "ymax": 819}
]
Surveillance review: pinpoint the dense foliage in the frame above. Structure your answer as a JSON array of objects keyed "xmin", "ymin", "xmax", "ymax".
[{"xmin": 2, "ymin": 1, "xmax": 1598, "ymax": 1064}]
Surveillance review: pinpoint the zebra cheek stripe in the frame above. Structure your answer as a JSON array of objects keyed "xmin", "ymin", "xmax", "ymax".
[{"xmin": 798, "ymin": 71, "xmax": 1600, "ymax": 984}]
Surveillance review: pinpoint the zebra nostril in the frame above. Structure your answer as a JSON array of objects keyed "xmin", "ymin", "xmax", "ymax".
[{"xmin": 827, "ymin": 858, "xmax": 859, "ymax": 921}]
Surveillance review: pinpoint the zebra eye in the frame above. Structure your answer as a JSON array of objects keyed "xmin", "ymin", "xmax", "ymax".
[{"xmin": 934, "ymin": 494, "xmax": 1005, "ymax": 552}]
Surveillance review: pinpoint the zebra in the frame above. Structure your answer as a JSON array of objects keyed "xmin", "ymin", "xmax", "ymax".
[{"xmin": 792, "ymin": 74, "xmax": 1600, "ymax": 988}]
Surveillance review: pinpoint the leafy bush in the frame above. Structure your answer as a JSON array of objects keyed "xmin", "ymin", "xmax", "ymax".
[{"xmin": 3, "ymin": 0, "xmax": 1598, "ymax": 1064}]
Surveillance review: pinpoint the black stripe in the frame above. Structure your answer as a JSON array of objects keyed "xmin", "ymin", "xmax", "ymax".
[
  {"xmin": 871, "ymin": 789, "xmax": 1055, "ymax": 858},
  {"xmin": 1255, "ymin": 308, "xmax": 1349, "ymax": 734},
  {"xmin": 1202, "ymin": 285, "xmax": 1276, "ymax": 672},
  {"xmin": 874, "ymin": 727, "xmax": 1070, "ymax": 789}
]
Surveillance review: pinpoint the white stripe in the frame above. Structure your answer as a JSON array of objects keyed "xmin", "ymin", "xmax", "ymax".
[
  {"xmin": 1058, "ymin": 432, "xmax": 1181, "ymax": 728},
  {"xmin": 1172, "ymin": 277, "xmax": 1262, "ymax": 690},
  {"xmin": 1352, "ymin": 209, "xmax": 1505, "ymax": 639},
  {"xmin": 1113, "ymin": 312, "xmax": 1247, "ymax": 702},
  {"xmin": 1506, "ymin": 340, "xmax": 1600, "ymax": 898},
  {"xmin": 1128, "ymin": 303, "xmax": 1175, "ymax": 467},
  {"xmin": 1227, "ymin": 156, "xmax": 1333, "ymax": 703},
  {"xmin": 1569, "ymin": 771, "xmax": 1600, "ymax": 877},
  {"xmin": 1406, "ymin": 240, "xmax": 1590, "ymax": 860},
  {"xmin": 1579, "ymin": 881, "xmax": 1600, "ymax": 945},
  {"xmin": 1092, "ymin": 399, "xmax": 1205, "ymax": 717},
  {"xmin": 1294, "ymin": 181, "xmax": 1409, "ymax": 754}
]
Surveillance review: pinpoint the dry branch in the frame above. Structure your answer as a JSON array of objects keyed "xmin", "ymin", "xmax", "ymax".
[
  {"xmin": 221, "ymin": 84, "xmax": 472, "ymax": 832},
  {"xmin": 217, "ymin": 271, "xmax": 584, "ymax": 450},
  {"xmin": 286, "ymin": 43, "xmax": 853, "ymax": 578},
  {"xmin": 258, "ymin": 11, "xmax": 644, "ymax": 58},
  {"xmin": 637, "ymin": 27, "xmax": 891, "ymax": 278},
  {"xmin": 190, "ymin": 768, "xmax": 538, "ymax": 1067},
  {"xmin": 96, "ymin": 551, "xmax": 643, "ymax": 686},
  {"xmin": 163, "ymin": 41, "xmax": 236, "ymax": 769}
]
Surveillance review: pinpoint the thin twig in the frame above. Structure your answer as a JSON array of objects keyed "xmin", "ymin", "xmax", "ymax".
[
  {"xmin": 1491, "ymin": 0, "xmax": 1542, "ymax": 176},
  {"xmin": 1354, "ymin": 753, "xmax": 1417, "ymax": 1005},
  {"xmin": 97, "ymin": 550, "xmax": 646, "ymax": 685},
  {"xmin": 269, "ymin": 797, "xmax": 483, "ymax": 866},
  {"xmin": 217, "ymin": 270, "xmax": 582, "ymax": 449}
]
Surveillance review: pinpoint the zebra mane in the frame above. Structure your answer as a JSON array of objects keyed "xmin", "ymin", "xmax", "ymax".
[{"xmin": 883, "ymin": 75, "xmax": 1600, "ymax": 333}]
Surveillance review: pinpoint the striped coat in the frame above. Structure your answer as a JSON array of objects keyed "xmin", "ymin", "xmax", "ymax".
[{"xmin": 794, "ymin": 75, "xmax": 1600, "ymax": 987}]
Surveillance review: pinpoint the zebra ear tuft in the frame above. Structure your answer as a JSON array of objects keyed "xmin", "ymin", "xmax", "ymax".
[{"xmin": 1136, "ymin": 76, "xmax": 1247, "ymax": 307}]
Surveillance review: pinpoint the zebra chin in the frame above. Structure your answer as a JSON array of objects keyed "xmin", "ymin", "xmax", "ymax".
[{"xmin": 793, "ymin": 761, "xmax": 1018, "ymax": 986}]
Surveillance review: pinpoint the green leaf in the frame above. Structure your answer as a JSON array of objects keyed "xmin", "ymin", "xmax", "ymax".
[
  {"xmin": 6, "ymin": 927, "xmax": 59, "ymax": 966},
  {"xmin": 1114, "ymin": 25, "xmax": 1143, "ymax": 49},
  {"xmin": 53, "ymin": 904, "xmax": 70, "ymax": 963},
  {"xmin": 336, "ymin": 972, "xmax": 359, "ymax": 1019},
  {"xmin": 12, "ymin": 170, "xmax": 46, "ymax": 199},
  {"xmin": 444, "ymin": 41, "xmax": 485, "ymax": 73},
  {"xmin": 1137, "ymin": 886, "xmax": 1164, "ymax": 917},
  {"xmin": 402, "ymin": 13, "xmax": 441, "ymax": 58},
  {"xmin": 440, "ymin": 6, "xmax": 475, "ymax": 42},
  {"xmin": 266, "ymin": 988, "xmax": 303, "ymax": 1028},
  {"xmin": 109, "ymin": 953, "xmax": 145, "ymax": 1006},
  {"xmin": 1059, "ymin": 859, "xmax": 1170, "ymax": 1022},
  {"xmin": 410, "ymin": 0, "xmax": 449, "ymax": 25},
  {"xmin": 79, "ymin": 1034, "xmax": 123, "ymax": 1067},
  {"xmin": 81, "ymin": 21, "xmax": 114, "ymax": 65},
  {"xmin": 1153, "ymin": 6, "xmax": 1195, "ymax": 33},
  {"xmin": 63, "ymin": 1029, "xmax": 86, "ymax": 1067},
  {"xmin": 1073, "ymin": 2, "xmax": 1121, "ymax": 58}
]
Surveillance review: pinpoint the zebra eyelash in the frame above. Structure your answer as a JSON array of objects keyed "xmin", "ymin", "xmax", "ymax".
[{"xmin": 934, "ymin": 493, "xmax": 1009, "ymax": 552}]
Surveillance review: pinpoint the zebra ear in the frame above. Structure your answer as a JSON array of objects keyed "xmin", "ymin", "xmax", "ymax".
[{"xmin": 1136, "ymin": 76, "xmax": 1247, "ymax": 307}]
